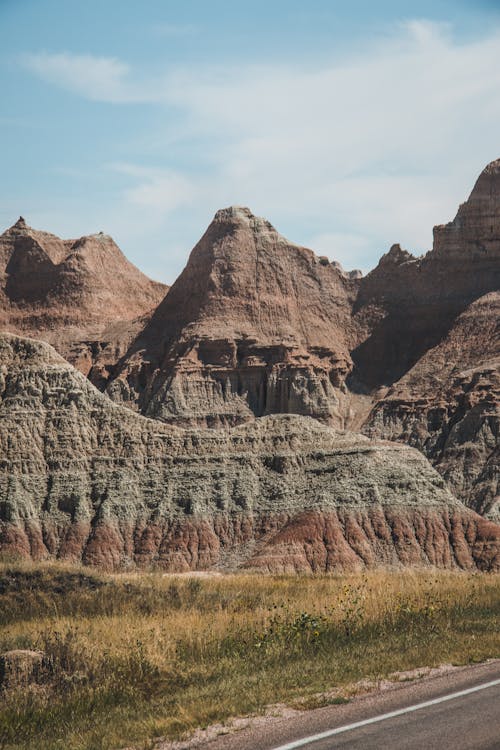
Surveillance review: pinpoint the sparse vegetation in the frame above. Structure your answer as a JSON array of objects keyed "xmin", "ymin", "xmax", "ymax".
[{"xmin": 0, "ymin": 562, "xmax": 499, "ymax": 750}]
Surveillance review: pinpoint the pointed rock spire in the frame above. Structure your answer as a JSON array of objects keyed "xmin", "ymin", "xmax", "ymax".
[{"xmin": 433, "ymin": 158, "xmax": 500, "ymax": 258}]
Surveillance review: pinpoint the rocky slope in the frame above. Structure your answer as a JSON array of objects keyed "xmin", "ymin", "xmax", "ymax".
[
  {"xmin": 1, "ymin": 333, "xmax": 498, "ymax": 572},
  {"xmin": 361, "ymin": 161, "xmax": 500, "ymax": 521},
  {"xmin": 106, "ymin": 206, "xmax": 363, "ymax": 428},
  {"xmin": 0, "ymin": 218, "xmax": 168, "ymax": 384},
  {"xmin": 103, "ymin": 162, "xmax": 499, "ymax": 522},
  {"xmin": 104, "ymin": 161, "xmax": 499, "ymax": 423},
  {"xmin": 2, "ymin": 159, "xmax": 499, "ymax": 533}
]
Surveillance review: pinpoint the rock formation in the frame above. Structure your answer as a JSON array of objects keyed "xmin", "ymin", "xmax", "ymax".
[
  {"xmin": 0, "ymin": 218, "xmax": 168, "ymax": 384},
  {"xmin": 106, "ymin": 206, "xmax": 363, "ymax": 428},
  {"xmin": 1, "ymin": 333, "xmax": 498, "ymax": 572},
  {"xmin": 102, "ymin": 162, "xmax": 499, "ymax": 522},
  {"xmin": 1, "ymin": 158, "xmax": 499, "ymax": 557},
  {"xmin": 360, "ymin": 161, "xmax": 500, "ymax": 522}
]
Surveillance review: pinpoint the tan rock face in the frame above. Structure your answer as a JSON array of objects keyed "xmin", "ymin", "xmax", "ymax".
[
  {"xmin": 0, "ymin": 333, "xmax": 498, "ymax": 572},
  {"xmin": 99, "ymin": 163, "xmax": 499, "ymax": 523},
  {"xmin": 433, "ymin": 158, "xmax": 500, "ymax": 260},
  {"xmin": 0, "ymin": 217, "xmax": 168, "ymax": 383},
  {"xmin": 360, "ymin": 161, "xmax": 500, "ymax": 521},
  {"xmin": 1, "ymin": 158, "xmax": 499, "ymax": 545},
  {"xmin": 106, "ymin": 207, "xmax": 361, "ymax": 427}
]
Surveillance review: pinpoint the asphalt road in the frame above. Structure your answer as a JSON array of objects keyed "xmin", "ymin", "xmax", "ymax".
[
  {"xmin": 272, "ymin": 678, "xmax": 500, "ymax": 749},
  {"xmin": 204, "ymin": 661, "xmax": 500, "ymax": 750}
]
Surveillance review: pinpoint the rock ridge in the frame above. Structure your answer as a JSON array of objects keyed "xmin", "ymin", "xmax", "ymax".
[
  {"xmin": 106, "ymin": 205, "xmax": 361, "ymax": 428},
  {"xmin": 2, "ymin": 158, "xmax": 499, "ymax": 534},
  {"xmin": 0, "ymin": 217, "xmax": 168, "ymax": 385},
  {"xmin": 358, "ymin": 159, "xmax": 500, "ymax": 521},
  {"xmin": 1, "ymin": 333, "xmax": 498, "ymax": 572}
]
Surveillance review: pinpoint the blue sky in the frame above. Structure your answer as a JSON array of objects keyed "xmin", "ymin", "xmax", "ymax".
[{"xmin": 1, "ymin": 0, "xmax": 500, "ymax": 281}]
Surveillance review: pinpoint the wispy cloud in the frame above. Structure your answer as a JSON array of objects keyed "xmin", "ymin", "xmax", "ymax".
[
  {"xmin": 21, "ymin": 52, "xmax": 156, "ymax": 103},
  {"xmin": 20, "ymin": 20, "xmax": 500, "ymax": 274},
  {"xmin": 110, "ymin": 163, "xmax": 196, "ymax": 211},
  {"xmin": 306, "ymin": 232, "xmax": 383, "ymax": 275},
  {"xmin": 150, "ymin": 19, "xmax": 500, "ymax": 262}
]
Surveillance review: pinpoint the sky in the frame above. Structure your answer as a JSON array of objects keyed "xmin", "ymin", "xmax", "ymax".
[{"xmin": 1, "ymin": 0, "xmax": 500, "ymax": 282}]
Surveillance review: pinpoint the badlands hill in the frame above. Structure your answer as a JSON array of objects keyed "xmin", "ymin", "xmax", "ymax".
[
  {"xmin": 106, "ymin": 205, "xmax": 361, "ymax": 426},
  {"xmin": 105, "ymin": 160, "xmax": 499, "ymax": 522},
  {"xmin": 0, "ymin": 334, "xmax": 498, "ymax": 571},
  {"xmin": 0, "ymin": 159, "xmax": 498, "ymax": 570},
  {"xmin": 0, "ymin": 217, "xmax": 167, "ymax": 385},
  {"xmin": 105, "ymin": 162, "xmax": 499, "ymax": 437},
  {"xmin": 361, "ymin": 160, "xmax": 500, "ymax": 522}
]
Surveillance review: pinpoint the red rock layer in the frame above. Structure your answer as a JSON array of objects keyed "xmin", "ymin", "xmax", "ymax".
[
  {"xmin": 2, "ymin": 333, "xmax": 498, "ymax": 573},
  {"xmin": 1, "ymin": 507, "xmax": 498, "ymax": 573}
]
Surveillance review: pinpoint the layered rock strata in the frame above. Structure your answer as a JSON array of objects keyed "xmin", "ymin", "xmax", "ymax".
[
  {"xmin": 101, "ymin": 163, "xmax": 499, "ymax": 523},
  {"xmin": 106, "ymin": 162, "xmax": 499, "ymax": 447},
  {"xmin": 0, "ymin": 218, "xmax": 168, "ymax": 383},
  {"xmin": 364, "ymin": 304, "xmax": 499, "ymax": 521},
  {"xmin": 0, "ymin": 333, "xmax": 498, "ymax": 572},
  {"xmin": 361, "ymin": 162, "xmax": 500, "ymax": 521},
  {"xmin": 1, "ymin": 159, "xmax": 499, "ymax": 528},
  {"xmin": 106, "ymin": 207, "xmax": 362, "ymax": 428}
]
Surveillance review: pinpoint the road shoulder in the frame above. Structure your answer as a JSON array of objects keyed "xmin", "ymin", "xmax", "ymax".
[{"xmin": 150, "ymin": 659, "xmax": 500, "ymax": 750}]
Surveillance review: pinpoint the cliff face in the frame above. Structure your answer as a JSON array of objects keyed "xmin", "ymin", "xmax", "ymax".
[
  {"xmin": 0, "ymin": 218, "xmax": 168, "ymax": 384},
  {"xmin": 350, "ymin": 160, "xmax": 500, "ymax": 390},
  {"xmin": 364, "ymin": 305, "xmax": 499, "ymax": 521},
  {"xmin": 2, "ymin": 333, "xmax": 498, "ymax": 572},
  {"xmin": 106, "ymin": 207, "xmax": 363, "ymax": 428},
  {"xmin": 99, "ymin": 163, "xmax": 499, "ymax": 524},
  {"xmin": 1, "ymin": 159, "xmax": 499, "ymax": 542},
  {"xmin": 361, "ymin": 161, "xmax": 500, "ymax": 521}
]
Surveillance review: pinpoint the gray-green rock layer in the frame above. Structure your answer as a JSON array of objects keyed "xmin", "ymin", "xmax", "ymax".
[{"xmin": 0, "ymin": 334, "xmax": 498, "ymax": 571}]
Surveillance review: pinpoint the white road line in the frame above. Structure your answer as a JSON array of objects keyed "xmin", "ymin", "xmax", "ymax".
[{"xmin": 271, "ymin": 678, "xmax": 500, "ymax": 750}]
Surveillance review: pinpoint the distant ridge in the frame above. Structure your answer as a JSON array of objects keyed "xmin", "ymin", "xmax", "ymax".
[{"xmin": 0, "ymin": 217, "xmax": 168, "ymax": 384}]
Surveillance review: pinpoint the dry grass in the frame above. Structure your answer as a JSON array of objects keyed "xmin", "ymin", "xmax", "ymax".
[{"xmin": 0, "ymin": 562, "xmax": 499, "ymax": 750}]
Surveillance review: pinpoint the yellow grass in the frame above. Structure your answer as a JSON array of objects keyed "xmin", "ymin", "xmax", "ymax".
[{"xmin": 0, "ymin": 562, "xmax": 499, "ymax": 750}]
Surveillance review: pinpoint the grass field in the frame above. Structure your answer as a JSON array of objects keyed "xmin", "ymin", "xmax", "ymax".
[{"xmin": 0, "ymin": 562, "xmax": 499, "ymax": 750}]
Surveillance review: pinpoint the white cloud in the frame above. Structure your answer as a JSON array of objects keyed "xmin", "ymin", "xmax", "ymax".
[
  {"xmin": 149, "ymin": 19, "xmax": 500, "ymax": 265},
  {"xmin": 21, "ymin": 21, "xmax": 500, "ymax": 276},
  {"xmin": 127, "ymin": 174, "xmax": 195, "ymax": 212},
  {"xmin": 21, "ymin": 52, "xmax": 156, "ymax": 103},
  {"xmin": 306, "ymin": 232, "xmax": 377, "ymax": 275},
  {"xmin": 110, "ymin": 163, "xmax": 197, "ymax": 212}
]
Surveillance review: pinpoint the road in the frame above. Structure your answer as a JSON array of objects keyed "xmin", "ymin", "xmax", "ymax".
[{"xmin": 203, "ymin": 661, "xmax": 500, "ymax": 750}]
